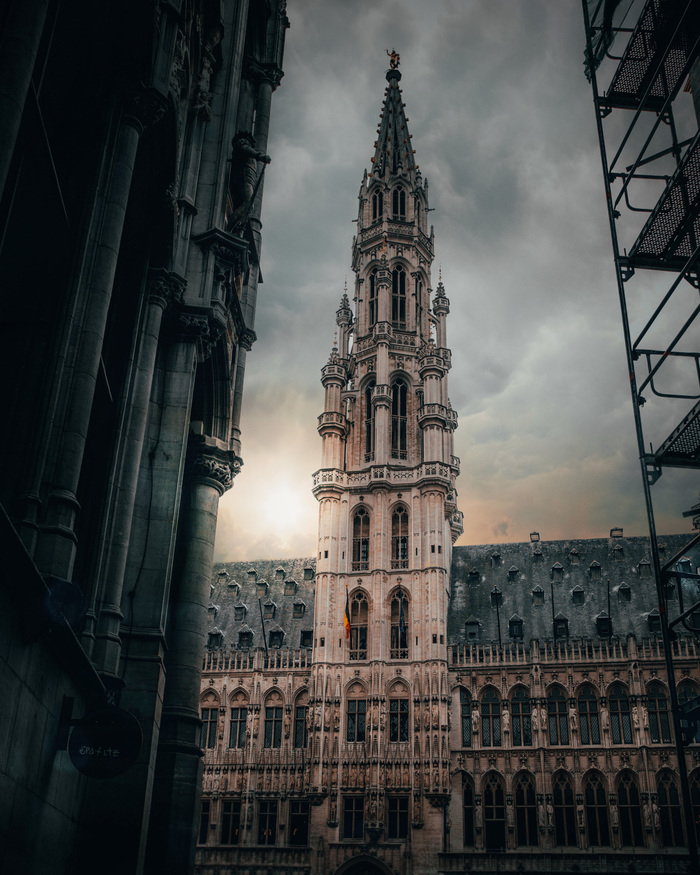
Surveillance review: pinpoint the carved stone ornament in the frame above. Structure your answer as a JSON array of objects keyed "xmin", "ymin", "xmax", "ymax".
[
  {"xmin": 191, "ymin": 453, "xmax": 240, "ymax": 493},
  {"xmin": 243, "ymin": 57, "xmax": 284, "ymax": 90},
  {"xmin": 148, "ymin": 269, "xmax": 186, "ymax": 310},
  {"xmin": 175, "ymin": 311, "xmax": 210, "ymax": 342},
  {"xmin": 123, "ymin": 86, "xmax": 168, "ymax": 133}
]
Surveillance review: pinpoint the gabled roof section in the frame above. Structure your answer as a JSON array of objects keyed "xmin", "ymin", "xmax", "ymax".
[{"xmin": 371, "ymin": 66, "xmax": 419, "ymax": 184}]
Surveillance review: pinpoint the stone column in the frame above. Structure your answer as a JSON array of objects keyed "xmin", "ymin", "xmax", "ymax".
[
  {"xmin": 145, "ymin": 443, "xmax": 237, "ymax": 875},
  {"xmin": 91, "ymin": 270, "xmax": 185, "ymax": 678},
  {"xmin": 33, "ymin": 87, "xmax": 167, "ymax": 580}
]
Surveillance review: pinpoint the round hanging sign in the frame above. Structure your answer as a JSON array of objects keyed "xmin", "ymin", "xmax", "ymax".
[{"xmin": 68, "ymin": 705, "xmax": 142, "ymax": 779}]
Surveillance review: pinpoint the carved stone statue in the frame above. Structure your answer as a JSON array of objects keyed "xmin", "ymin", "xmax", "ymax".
[
  {"xmin": 227, "ymin": 131, "xmax": 271, "ymax": 232},
  {"xmin": 610, "ymin": 804, "xmax": 619, "ymax": 827},
  {"xmin": 569, "ymin": 705, "xmax": 578, "ymax": 731},
  {"xmin": 577, "ymin": 802, "xmax": 584, "ymax": 828},
  {"xmin": 600, "ymin": 706, "xmax": 610, "ymax": 731},
  {"xmin": 502, "ymin": 709, "xmax": 510, "ymax": 733},
  {"xmin": 475, "ymin": 804, "xmax": 483, "ymax": 829},
  {"xmin": 546, "ymin": 802, "xmax": 554, "ymax": 827},
  {"xmin": 432, "ymin": 702, "xmax": 439, "ymax": 729},
  {"xmin": 538, "ymin": 801, "xmax": 546, "ymax": 828},
  {"xmin": 652, "ymin": 801, "xmax": 660, "ymax": 830},
  {"xmin": 472, "ymin": 706, "xmax": 480, "ymax": 734}
]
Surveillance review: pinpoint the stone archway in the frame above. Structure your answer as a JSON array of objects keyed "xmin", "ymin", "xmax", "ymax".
[{"xmin": 334, "ymin": 855, "xmax": 393, "ymax": 875}]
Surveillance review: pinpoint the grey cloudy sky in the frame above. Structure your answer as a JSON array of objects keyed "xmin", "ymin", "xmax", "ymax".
[{"xmin": 214, "ymin": 0, "xmax": 697, "ymax": 562}]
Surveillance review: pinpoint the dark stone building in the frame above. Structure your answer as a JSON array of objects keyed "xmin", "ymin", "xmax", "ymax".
[{"xmin": 0, "ymin": 2, "xmax": 287, "ymax": 873}]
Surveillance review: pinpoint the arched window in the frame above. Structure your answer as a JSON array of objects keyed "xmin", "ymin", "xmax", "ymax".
[
  {"xmin": 617, "ymin": 770, "xmax": 644, "ymax": 847},
  {"xmin": 481, "ymin": 688, "xmax": 501, "ymax": 747},
  {"xmin": 391, "ymin": 265, "xmax": 406, "ymax": 328},
  {"xmin": 584, "ymin": 771, "xmax": 610, "ymax": 846},
  {"xmin": 648, "ymin": 683, "xmax": 672, "ymax": 743},
  {"xmin": 391, "ymin": 505, "xmax": 409, "ymax": 569},
  {"xmin": 200, "ymin": 703, "xmax": 218, "ymax": 749},
  {"xmin": 514, "ymin": 772, "xmax": 538, "ymax": 846},
  {"xmin": 390, "ymin": 589, "xmax": 408, "ymax": 659},
  {"xmin": 460, "ymin": 688, "xmax": 472, "ymax": 748},
  {"xmin": 372, "ymin": 189, "xmax": 383, "ymax": 222},
  {"xmin": 391, "ymin": 379, "xmax": 407, "ymax": 459},
  {"xmin": 392, "ymin": 185, "xmax": 406, "ymax": 219},
  {"xmin": 364, "ymin": 380, "xmax": 375, "ymax": 462},
  {"xmin": 346, "ymin": 682, "xmax": 367, "ymax": 743},
  {"xmin": 368, "ymin": 270, "xmax": 378, "ymax": 327},
  {"xmin": 264, "ymin": 691, "xmax": 284, "ymax": 749},
  {"xmin": 483, "ymin": 772, "xmax": 506, "ymax": 850},
  {"xmin": 349, "ymin": 591, "xmax": 368, "ymax": 660},
  {"xmin": 511, "ymin": 688, "xmax": 532, "ymax": 746},
  {"xmin": 657, "ymin": 770, "xmax": 684, "ymax": 846},
  {"xmin": 578, "ymin": 686, "xmax": 601, "ymax": 745},
  {"xmin": 553, "ymin": 771, "xmax": 577, "ymax": 846},
  {"xmin": 548, "ymin": 688, "xmax": 569, "ymax": 745},
  {"xmin": 463, "ymin": 775, "xmax": 475, "ymax": 847},
  {"xmin": 388, "ymin": 684, "xmax": 409, "ymax": 742},
  {"xmin": 229, "ymin": 691, "xmax": 248, "ymax": 749},
  {"xmin": 610, "ymin": 684, "xmax": 632, "ymax": 744},
  {"xmin": 679, "ymin": 682, "xmax": 700, "ymax": 743},
  {"xmin": 294, "ymin": 691, "xmax": 309, "ymax": 749},
  {"xmin": 689, "ymin": 770, "xmax": 700, "ymax": 844},
  {"xmin": 352, "ymin": 508, "xmax": 370, "ymax": 572}
]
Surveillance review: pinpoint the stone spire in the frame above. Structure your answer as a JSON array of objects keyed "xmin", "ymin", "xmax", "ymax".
[{"xmin": 371, "ymin": 53, "xmax": 419, "ymax": 182}]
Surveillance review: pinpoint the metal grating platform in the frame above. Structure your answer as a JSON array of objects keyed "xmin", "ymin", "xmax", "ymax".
[
  {"xmin": 628, "ymin": 131, "xmax": 700, "ymax": 269},
  {"xmin": 606, "ymin": 0, "xmax": 699, "ymax": 111},
  {"xmin": 655, "ymin": 399, "xmax": 700, "ymax": 467}
]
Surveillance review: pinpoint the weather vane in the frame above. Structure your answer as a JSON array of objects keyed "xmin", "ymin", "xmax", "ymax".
[{"xmin": 387, "ymin": 48, "xmax": 400, "ymax": 69}]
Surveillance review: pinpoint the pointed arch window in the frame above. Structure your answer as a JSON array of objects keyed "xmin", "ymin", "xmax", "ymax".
[
  {"xmin": 548, "ymin": 687, "xmax": 569, "ymax": 745},
  {"xmin": 390, "ymin": 589, "xmax": 408, "ymax": 659},
  {"xmin": 200, "ymin": 707, "xmax": 218, "ymax": 749},
  {"xmin": 372, "ymin": 189, "xmax": 383, "ymax": 222},
  {"xmin": 349, "ymin": 591, "xmax": 368, "ymax": 660},
  {"xmin": 514, "ymin": 772, "xmax": 538, "ymax": 847},
  {"xmin": 391, "ymin": 265, "xmax": 406, "ymax": 328},
  {"xmin": 229, "ymin": 693, "xmax": 248, "ymax": 749},
  {"xmin": 617, "ymin": 770, "xmax": 644, "ymax": 847},
  {"xmin": 657, "ymin": 770, "xmax": 684, "ymax": 846},
  {"xmin": 391, "ymin": 379, "xmax": 407, "ymax": 459},
  {"xmin": 460, "ymin": 688, "xmax": 472, "ymax": 748},
  {"xmin": 511, "ymin": 688, "xmax": 532, "ymax": 746},
  {"xmin": 392, "ymin": 185, "xmax": 406, "ymax": 219},
  {"xmin": 391, "ymin": 505, "xmax": 409, "ymax": 569},
  {"xmin": 368, "ymin": 270, "xmax": 378, "ymax": 327},
  {"xmin": 481, "ymin": 688, "xmax": 501, "ymax": 747},
  {"xmin": 388, "ymin": 686, "xmax": 409, "ymax": 742},
  {"xmin": 483, "ymin": 772, "xmax": 506, "ymax": 850},
  {"xmin": 352, "ymin": 508, "xmax": 370, "ymax": 572},
  {"xmin": 578, "ymin": 686, "xmax": 601, "ymax": 745},
  {"xmin": 648, "ymin": 683, "xmax": 672, "ymax": 743},
  {"xmin": 264, "ymin": 704, "xmax": 283, "ymax": 749},
  {"xmin": 463, "ymin": 775, "xmax": 475, "ymax": 847},
  {"xmin": 364, "ymin": 380, "xmax": 375, "ymax": 462},
  {"xmin": 678, "ymin": 682, "xmax": 700, "ymax": 743},
  {"xmin": 609, "ymin": 684, "xmax": 632, "ymax": 744},
  {"xmin": 584, "ymin": 771, "xmax": 610, "ymax": 846},
  {"xmin": 346, "ymin": 683, "xmax": 367, "ymax": 743},
  {"xmin": 553, "ymin": 771, "xmax": 577, "ymax": 846}
]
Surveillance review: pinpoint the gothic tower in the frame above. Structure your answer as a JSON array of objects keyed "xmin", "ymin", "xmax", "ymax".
[{"xmin": 311, "ymin": 56, "xmax": 463, "ymax": 861}]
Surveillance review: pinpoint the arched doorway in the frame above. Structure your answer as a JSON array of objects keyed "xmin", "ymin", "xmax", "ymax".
[{"xmin": 335, "ymin": 856, "xmax": 393, "ymax": 875}]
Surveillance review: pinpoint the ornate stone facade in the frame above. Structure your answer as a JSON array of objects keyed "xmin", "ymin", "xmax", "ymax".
[
  {"xmin": 193, "ymin": 63, "xmax": 700, "ymax": 875},
  {"xmin": 0, "ymin": 3, "xmax": 287, "ymax": 874}
]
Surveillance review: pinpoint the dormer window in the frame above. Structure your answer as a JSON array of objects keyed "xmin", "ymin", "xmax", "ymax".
[
  {"xmin": 596, "ymin": 612, "xmax": 612, "ymax": 637},
  {"xmin": 551, "ymin": 563, "xmax": 563, "ymax": 582},
  {"xmin": 491, "ymin": 552, "xmax": 502, "ymax": 568},
  {"xmin": 508, "ymin": 566, "xmax": 518, "ymax": 582},
  {"xmin": 207, "ymin": 629, "xmax": 223, "ymax": 650},
  {"xmin": 263, "ymin": 600, "xmax": 276, "ymax": 619},
  {"xmin": 234, "ymin": 604, "xmax": 247, "ymax": 621},
  {"xmin": 533, "ymin": 549, "xmax": 543, "ymax": 563},
  {"xmin": 275, "ymin": 567, "xmax": 285, "ymax": 581},
  {"xmin": 553, "ymin": 614, "xmax": 569, "ymax": 639},
  {"xmin": 293, "ymin": 601, "xmax": 306, "ymax": 618},
  {"xmin": 300, "ymin": 630, "xmax": 312, "ymax": 647},
  {"xmin": 589, "ymin": 561, "xmax": 601, "ymax": 581},
  {"xmin": 256, "ymin": 580, "xmax": 268, "ymax": 599},
  {"xmin": 509, "ymin": 615, "xmax": 524, "ymax": 640},
  {"xmin": 269, "ymin": 629, "xmax": 284, "ymax": 648},
  {"xmin": 285, "ymin": 579, "xmax": 297, "ymax": 596},
  {"xmin": 613, "ymin": 544, "xmax": 624, "ymax": 561},
  {"xmin": 572, "ymin": 585, "xmax": 585, "ymax": 606},
  {"xmin": 468, "ymin": 569, "xmax": 480, "ymax": 586},
  {"xmin": 465, "ymin": 618, "xmax": 480, "ymax": 641},
  {"xmin": 532, "ymin": 586, "xmax": 545, "ymax": 606},
  {"xmin": 568, "ymin": 549, "xmax": 580, "ymax": 566},
  {"xmin": 304, "ymin": 566, "xmax": 314, "ymax": 580},
  {"xmin": 638, "ymin": 560, "xmax": 651, "ymax": 578},
  {"xmin": 618, "ymin": 583, "xmax": 631, "ymax": 603},
  {"xmin": 490, "ymin": 587, "xmax": 503, "ymax": 608},
  {"xmin": 238, "ymin": 630, "xmax": 253, "ymax": 649},
  {"xmin": 647, "ymin": 609, "xmax": 661, "ymax": 633},
  {"xmin": 247, "ymin": 567, "xmax": 257, "ymax": 581}
]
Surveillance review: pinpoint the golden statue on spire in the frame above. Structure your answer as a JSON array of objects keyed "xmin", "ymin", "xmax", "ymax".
[{"xmin": 387, "ymin": 48, "xmax": 400, "ymax": 69}]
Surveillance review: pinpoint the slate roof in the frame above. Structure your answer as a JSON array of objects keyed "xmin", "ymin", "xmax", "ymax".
[{"xmin": 208, "ymin": 535, "xmax": 700, "ymax": 653}]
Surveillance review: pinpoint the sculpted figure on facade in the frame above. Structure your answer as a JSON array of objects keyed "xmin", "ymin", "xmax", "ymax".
[
  {"xmin": 228, "ymin": 131, "xmax": 271, "ymax": 233},
  {"xmin": 502, "ymin": 708, "xmax": 510, "ymax": 734},
  {"xmin": 601, "ymin": 705, "xmax": 610, "ymax": 731},
  {"xmin": 569, "ymin": 704, "xmax": 578, "ymax": 731},
  {"xmin": 472, "ymin": 706, "xmax": 479, "ymax": 734}
]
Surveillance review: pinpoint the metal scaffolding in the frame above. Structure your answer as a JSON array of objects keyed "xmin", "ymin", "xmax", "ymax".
[{"xmin": 582, "ymin": 0, "xmax": 700, "ymax": 864}]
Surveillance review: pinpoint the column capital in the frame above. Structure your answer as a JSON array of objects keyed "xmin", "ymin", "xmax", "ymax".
[
  {"xmin": 123, "ymin": 86, "xmax": 168, "ymax": 134},
  {"xmin": 148, "ymin": 269, "xmax": 187, "ymax": 310},
  {"xmin": 189, "ymin": 445, "xmax": 241, "ymax": 495}
]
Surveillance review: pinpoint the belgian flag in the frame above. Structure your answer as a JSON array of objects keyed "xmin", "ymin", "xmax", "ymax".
[{"xmin": 343, "ymin": 586, "xmax": 350, "ymax": 639}]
